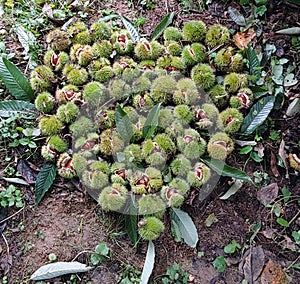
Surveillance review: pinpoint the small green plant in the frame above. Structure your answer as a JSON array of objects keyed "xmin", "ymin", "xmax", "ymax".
[
  {"xmin": 253, "ymin": 170, "xmax": 270, "ymax": 185},
  {"xmin": 90, "ymin": 242, "xmax": 110, "ymax": 266},
  {"xmin": 269, "ymin": 129, "xmax": 280, "ymax": 141},
  {"xmin": 161, "ymin": 262, "xmax": 189, "ymax": 284},
  {"xmin": 224, "ymin": 240, "xmax": 241, "ymax": 254},
  {"xmin": 0, "ymin": 184, "xmax": 24, "ymax": 208},
  {"xmin": 116, "ymin": 264, "xmax": 142, "ymax": 284},
  {"xmin": 212, "ymin": 256, "xmax": 226, "ymax": 272}
]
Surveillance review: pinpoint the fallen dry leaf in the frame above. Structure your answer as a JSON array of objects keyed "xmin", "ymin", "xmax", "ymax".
[
  {"xmin": 261, "ymin": 260, "xmax": 288, "ymax": 284},
  {"xmin": 239, "ymin": 246, "xmax": 265, "ymax": 284},
  {"xmin": 257, "ymin": 183, "xmax": 279, "ymax": 205},
  {"xmin": 278, "ymin": 139, "xmax": 289, "ymax": 179},
  {"xmin": 233, "ymin": 28, "xmax": 256, "ymax": 50},
  {"xmin": 270, "ymin": 151, "xmax": 280, "ymax": 177}
]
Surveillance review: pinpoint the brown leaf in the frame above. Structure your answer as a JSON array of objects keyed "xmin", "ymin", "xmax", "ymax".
[
  {"xmin": 233, "ymin": 28, "xmax": 256, "ymax": 50},
  {"xmin": 0, "ymin": 254, "xmax": 12, "ymax": 275},
  {"xmin": 239, "ymin": 246, "xmax": 265, "ymax": 284},
  {"xmin": 270, "ymin": 151, "xmax": 280, "ymax": 177},
  {"xmin": 279, "ymin": 139, "xmax": 289, "ymax": 179},
  {"xmin": 17, "ymin": 160, "xmax": 37, "ymax": 184},
  {"xmin": 261, "ymin": 260, "xmax": 288, "ymax": 284},
  {"xmin": 257, "ymin": 183, "xmax": 279, "ymax": 205}
]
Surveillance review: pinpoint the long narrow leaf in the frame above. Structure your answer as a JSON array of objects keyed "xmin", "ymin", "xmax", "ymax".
[
  {"xmin": 240, "ymin": 96, "xmax": 275, "ymax": 135},
  {"xmin": 246, "ymin": 45, "xmax": 261, "ymax": 79},
  {"xmin": 140, "ymin": 241, "xmax": 155, "ymax": 284},
  {"xmin": 0, "ymin": 100, "xmax": 36, "ymax": 118},
  {"xmin": 276, "ymin": 27, "xmax": 300, "ymax": 35},
  {"xmin": 151, "ymin": 12, "xmax": 175, "ymax": 41},
  {"xmin": 35, "ymin": 164, "xmax": 57, "ymax": 205},
  {"xmin": 30, "ymin": 262, "xmax": 92, "ymax": 281},
  {"xmin": 170, "ymin": 208, "xmax": 198, "ymax": 248},
  {"xmin": 0, "ymin": 57, "xmax": 34, "ymax": 101},
  {"xmin": 115, "ymin": 105, "xmax": 133, "ymax": 143},
  {"xmin": 142, "ymin": 103, "xmax": 161, "ymax": 139},
  {"xmin": 120, "ymin": 15, "xmax": 140, "ymax": 42},
  {"xmin": 201, "ymin": 157, "xmax": 253, "ymax": 183}
]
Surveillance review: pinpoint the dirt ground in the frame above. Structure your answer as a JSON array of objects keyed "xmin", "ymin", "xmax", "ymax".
[{"xmin": 0, "ymin": 0, "xmax": 299, "ymax": 283}]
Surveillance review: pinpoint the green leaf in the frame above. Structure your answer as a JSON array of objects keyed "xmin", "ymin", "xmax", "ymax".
[
  {"xmin": 98, "ymin": 14, "xmax": 119, "ymax": 22},
  {"xmin": 213, "ymin": 256, "xmax": 226, "ymax": 272},
  {"xmin": 151, "ymin": 12, "xmax": 175, "ymax": 41},
  {"xmin": 250, "ymin": 151, "xmax": 263, "ymax": 162},
  {"xmin": 94, "ymin": 242, "xmax": 110, "ymax": 257},
  {"xmin": 0, "ymin": 57, "xmax": 34, "ymax": 101},
  {"xmin": 251, "ymin": 86, "xmax": 268, "ymax": 99},
  {"xmin": 140, "ymin": 241, "xmax": 155, "ymax": 284},
  {"xmin": 125, "ymin": 214, "xmax": 138, "ymax": 245},
  {"xmin": 220, "ymin": 179, "xmax": 243, "ymax": 200},
  {"xmin": 255, "ymin": 5, "xmax": 267, "ymax": 16},
  {"xmin": 292, "ymin": 231, "xmax": 300, "ymax": 245},
  {"xmin": 287, "ymin": 0, "xmax": 300, "ymax": 5},
  {"xmin": 201, "ymin": 157, "xmax": 253, "ymax": 183},
  {"xmin": 170, "ymin": 219, "xmax": 182, "ymax": 242},
  {"xmin": 14, "ymin": 24, "xmax": 37, "ymax": 54},
  {"xmin": 170, "ymin": 208, "xmax": 198, "ymax": 248},
  {"xmin": 240, "ymin": 145, "xmax": 253, "ymax": 154},
  {"xmin": 30, "ymin": 262, "xmax": 92, "ymax": 281},
  {"xmin": 228, "ymin": 7, "xmax": 246, "ymax": 26},
  {"xmin": 0, "ymin": 100, "xmax": 37, "ymax": 119},
  {"xmin": 115, "ymin": 105, "xmax": 133, "ymax": 143},
  {"xmin": 276, "ymin": 217, "xmax": 289, "ymax": 227},
  {"xmin": 142, "ymin": 103, "xmax": 161, "ymax": 139},
  {"xmin": 281, "ymin": 187, "xmax": 291, "ymax": 203},
  {"xmin": 224, "ymin": 240, "xmax": 240, "ymax": 254},
  {"xmin": 240, "ymin": 96, "xmax": 275, "ymax": 134},
  {"xmin": 119, "ymin": 15, "xmax": 140, "ymax": 43},
  {"xmin": 35, "ymin": 164, "xmax": 57, "ymax": 205},
  {"xmin": 246, "ymin": 45, "xmax": 261, "ymax": 79}
]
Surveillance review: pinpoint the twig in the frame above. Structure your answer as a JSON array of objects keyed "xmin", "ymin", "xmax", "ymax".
[
  {"xmin": 71, "ymin": 250, "xmax": 93, "ymax": 262},
  {"xmin": 1, "ymin": 233, "xmax": 9, "ymax": 254},
  {"xmin": 0, "ymin": 206, "xmax": 25, "ymax": 224}
]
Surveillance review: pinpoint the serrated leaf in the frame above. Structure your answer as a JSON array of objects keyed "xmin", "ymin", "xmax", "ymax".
[
  {"xmin": 14, "ymin": 24, "xmax": 37, "ymax": 54},
  {"xmin": 115, "ymin": 105, "xmax": 133, "ymax": 143},
  {"xmin": 201, "ymin": 157, "xmax": 253, "ymax": 183},
  {"xmin": 141, "ymin": 241, "xmax": 155, "ymax": 284},
  {"xmin": 251, "ymin": 86, "xmax": 268, "ymax": 99},
  {"xmin": 170, "ymin": 208, "xmax": 198, "ymax": 248},
  {"xmin": 151, "ymin": 12, "xmax": 175, "ymax": 41},
  {"xmin": 30, "ymin": 261, "xmax": 92, "ymax": 280},
  {"xmin": 119, "ymin": 15, "xmax": 140, "ymax": 42},
  {"xmin": 220, "ymin": 179, "xmax": 243, "ymax": 200},
  {"xmin": 276, "ymin": 27, "xmax": 300, "ymax": 35},
  {"xmin": 142, "ymin": 103, "xmax": 161, "ymax": 139},
  {"xmin": 35, "ymin": 164, "xmax": 57, "ymax": 205},
  {"xmin": 240, "ymin": 96, "xmax": 275, "ymax": 134},
  {"xmin": 228, "ymin": 7, "xmax": 246, "ymax": 26},
  {"xmin": 246, "ymin": 45, "xmax": 261, "ymax": 79},
  {"xmin": 0, "ymin": 57, "xmax": 34, "ymax": 101},
  {"xmin": 0, "ymin": 100, "xmax": 36, "ymax": 118}
]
